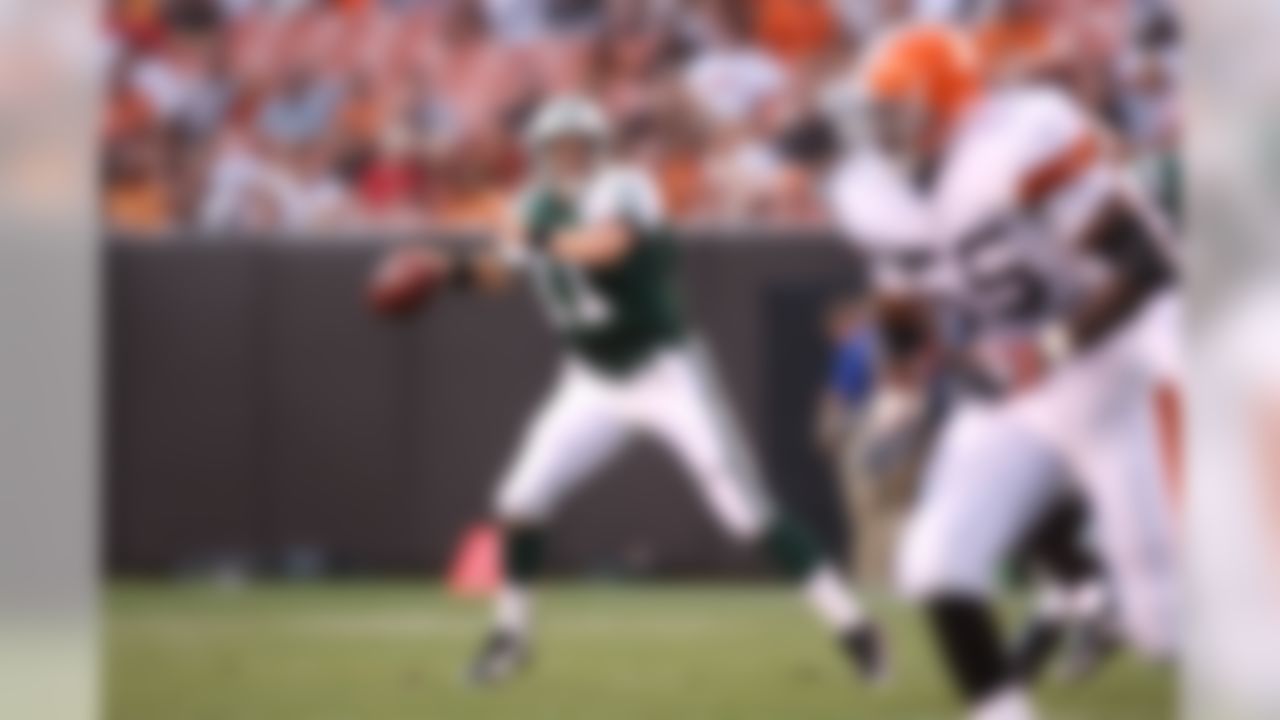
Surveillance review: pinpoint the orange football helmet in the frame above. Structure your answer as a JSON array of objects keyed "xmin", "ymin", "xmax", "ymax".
[{"xmin": 855, "ymin": 24, "xmax": 983, "ymax": 151}]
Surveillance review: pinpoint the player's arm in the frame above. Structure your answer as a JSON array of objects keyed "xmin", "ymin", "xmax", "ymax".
[
  {"xmin": 1056, "ymin": 188, "xmax": 1176, "ymax": 350},
  {"xmin": 438, "ymin": 193, "xmax": 545, "ymax": 294},
  {"xmin": 366, "ymin": 208, "xmax": 528, "ymax": 317},
  {"xmin": 546, "ymin": 219, "xmax": 636, "ymax": 269},
  {"xmin": 1026, "ymin": 143, "xmax": 1176, "ymax": 354},
  {"xmin": 859, "ymin": 291, "xmax": 944, "ymax": 482},
  {"xmin": 863, "ymin": 292, "xmax": 941, "ymax": 427},
  {"xmin": 873, "ymin": 292, "xmax": 941, "ymax": 387},
  {"xmin": 463, "ymin": 203, "xmax": 532, "ymax": 293},
  {"xmin": 547, "ymin": 167, "xmax": 662, "ymax": 270},
  {"xmin": 825, "ymin": 188, "xmax": 940, "ymax": 478},
  {"xmin": 1018, "ymin": 94, "xmax": 1178, "ymax": 355}
]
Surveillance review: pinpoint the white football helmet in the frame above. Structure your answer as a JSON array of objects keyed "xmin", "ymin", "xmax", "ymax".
[
  {"xmin": 525, "ymin": 95, "xmax": 610, "ymax": 150},
  {"xmin": 525, "ymin": 95, "xmax": 611, "ymax": 194}
]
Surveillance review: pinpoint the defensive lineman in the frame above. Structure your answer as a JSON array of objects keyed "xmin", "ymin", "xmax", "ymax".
[
  {"xmin": 826, "ymin": 24, "xmax": 1180, "ymax": 720},
  {"xmin": 388, "ymin": 96, "xmax": 886, "ymax": 687}
]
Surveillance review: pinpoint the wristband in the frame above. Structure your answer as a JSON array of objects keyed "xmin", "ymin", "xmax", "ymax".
[{"xmin": 1039, "ymin": 323, "xmax": 1074, "ymax": 366}]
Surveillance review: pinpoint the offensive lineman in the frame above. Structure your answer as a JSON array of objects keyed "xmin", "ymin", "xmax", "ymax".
[
  {"xmin": 374, "ymin": 96, "xmax": 885, "ymax": 687},
  {"xmin": 825, "ymin": 24, "xmax": 1180, "ymax": 720}
]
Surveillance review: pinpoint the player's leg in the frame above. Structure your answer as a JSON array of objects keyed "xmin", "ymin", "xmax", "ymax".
[
  {"xmin": 632, "ymin": 343, "xmax": 887, "ymax": 682},
  {"xmin": 1009, "ymin": 491, "xmax": 1116, "ymax": 684},
  {"xmin": 470, "ymin": 363, "xmax": 630, "ymax": 685},
  {"xmin": 899, "ymin": 402, "xmax": 1063, "ymax": 720},
  {"xmin": 1068, "ymin": 383, "xmax": 1180, "ymax": 661},
  {"xmin": 1013, "ymin": 310, "xmax": 1181, "ymax": 662}
]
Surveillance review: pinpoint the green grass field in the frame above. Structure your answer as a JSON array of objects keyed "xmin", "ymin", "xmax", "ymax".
[{"xmin": 108, "ymin": 582, "xmax": 1172, "ymax": 720}]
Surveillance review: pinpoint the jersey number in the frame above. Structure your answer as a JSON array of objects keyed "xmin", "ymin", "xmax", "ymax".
[
  {"xmin": 530, "ymin": 259, "xmax": 614, "ymax": 330},
  {"xmin": 960, "ymin": 216, "xmax": 1052, "ymax": 326},
  {"xmin": 980, "ymin": 263, "xmax": 1050, "ymax": 324}
]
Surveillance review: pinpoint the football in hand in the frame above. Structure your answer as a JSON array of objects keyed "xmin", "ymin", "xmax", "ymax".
[{"xmin": 367, "ymin": 246, "xmax": 447, "ymax": 318}]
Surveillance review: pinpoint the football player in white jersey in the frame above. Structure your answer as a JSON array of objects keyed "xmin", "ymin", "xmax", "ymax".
[{"xmin": 824, "ymin": 24, "xmax": 1180, "ymax": 720}]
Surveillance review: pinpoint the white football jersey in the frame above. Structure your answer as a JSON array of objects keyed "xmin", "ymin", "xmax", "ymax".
[{"xmin": 829, "ymin": 87, "xmax": 1114, "ymax": 350}]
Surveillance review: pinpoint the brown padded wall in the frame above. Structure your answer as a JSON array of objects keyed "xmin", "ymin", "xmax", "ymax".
[{"xmin": 106, "ymin": 237, "xmax": 863, "ymax": 577}]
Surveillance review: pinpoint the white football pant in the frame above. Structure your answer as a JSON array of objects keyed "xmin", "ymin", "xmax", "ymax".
[
  {"xmin": 900, "ymin": 296, "xmax": 1181, "ymax": 659},
  {"xmin": 495, "ymin": 342, "xmax": 772, "ymax": 543}
]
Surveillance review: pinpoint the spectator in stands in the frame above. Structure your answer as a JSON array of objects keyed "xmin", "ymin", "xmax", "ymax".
[
  {"xmin": 352, "ymin": 125, "xmax": 430, "ymax": 232},
  {"xmin": 682, "ymin": 0, "xmax": 786, "ymax": 129},
  {"xmin": 104, "ymin": 132, "xmax": 175, "ymax": 237},
  {"xmin": 753, "ymin": 0, "xmax": 842, "ymax": 67},
  {"xmin": 419, "ymin": 0, "xmax": 531, "ymax": 138},
  {"xmin": 972, "ymin": 0, "xmax": 1073, "ymax": 87},
  {"xmin": 427, "ymin": 122, "xmax": 516, "ymax": 233},
  {"xmin": 198, "ymin": 121, "xmax": 277, "ymax": 232},
  {"xmin": 256, "ymin": 63, "xmax": 342, "ymax": 148},
  {"xmin": 102, "ymin": 0, "xmax": 1182, "ymax": 238}
]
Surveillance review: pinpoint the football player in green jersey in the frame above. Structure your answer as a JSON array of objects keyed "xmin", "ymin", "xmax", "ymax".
[{"xmin": 400, "ymin": 96, "xmax": 885, "ymax": 687}]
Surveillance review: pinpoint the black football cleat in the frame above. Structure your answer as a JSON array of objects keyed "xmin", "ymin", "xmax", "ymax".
[
  {"xmin": 466, "ymin": 629, "xmax": 532, "ymax": 687},
  {"xmin": 1010, "ymin": 618, "xmax": 1066, "ymax": 684},
  {"xmin": 1059, "ymin": 616, "xmax": 1121, "ymax": 684},
  {"xmin": 841, "ymin": 622, "xmax": 890, "ymax": 685}
]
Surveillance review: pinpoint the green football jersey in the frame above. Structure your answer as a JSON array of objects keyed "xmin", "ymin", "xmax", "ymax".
[{"xmin": 518, "ymin": 166, "xmax": 686, "ymax": 374}]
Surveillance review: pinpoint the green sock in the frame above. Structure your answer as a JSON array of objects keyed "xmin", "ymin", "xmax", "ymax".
[
  {"xmin": 504, "ymin": 526, "xmax": 547, "ymax": 583},
  {"xmin": 761, "ymin": 514, "xmax": 825, "ymax": 580}
]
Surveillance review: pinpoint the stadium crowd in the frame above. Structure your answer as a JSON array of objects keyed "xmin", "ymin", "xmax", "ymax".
[{"xmin": 103, "ymin": 0, "xmax": 1179, "ymax": 239}]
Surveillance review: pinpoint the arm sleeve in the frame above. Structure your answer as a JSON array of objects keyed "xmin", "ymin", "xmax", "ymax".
[
  {"xmin": 582, "ymin": 167, "xmax": 667, "ymax": 229},
  {"xmin": 1015, "ymin": 90, "xmax": 1116, "ymax": 246}
]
